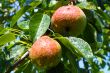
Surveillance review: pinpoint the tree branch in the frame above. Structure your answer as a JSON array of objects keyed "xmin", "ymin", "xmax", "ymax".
[{"xmin": 6, "ymin": 51, "xmax": 29, "ymax": 73}]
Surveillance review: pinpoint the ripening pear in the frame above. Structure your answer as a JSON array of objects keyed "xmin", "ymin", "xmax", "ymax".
[
  {"xmin": 51, "ymin": 5, "xmax": 86, "ymax": 36},
  {"xmin": 29, "ymin": 36, "xmax": 62, "ymax": 69}
]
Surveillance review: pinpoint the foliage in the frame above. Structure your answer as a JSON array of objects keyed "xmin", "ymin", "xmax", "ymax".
[{"xmin": 0, "ymin": 0, "xmax": 110, "ymax": 73}]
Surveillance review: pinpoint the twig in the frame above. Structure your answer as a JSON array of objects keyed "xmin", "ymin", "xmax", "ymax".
[{"xmin": 6, "ymin": 51, "xmax": 29, "ymax": 73}]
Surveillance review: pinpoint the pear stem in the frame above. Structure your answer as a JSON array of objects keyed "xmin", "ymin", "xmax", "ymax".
[{"xmin": 69, "ymin": 0, "xmax": 77, "ymax": 5}]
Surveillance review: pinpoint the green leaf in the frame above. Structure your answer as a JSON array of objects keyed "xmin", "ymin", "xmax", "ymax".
[
  {"xmin": 82, "ymin": 23, "xmax": 96, "ymax": 44},
  {"xmin": 65, "ymin": 50, "xmax": 78, "ymax": 73},
  {"xmin": 93, "ymin": 12, "xmax": 103, "ymax": 32},
  {"xmin": 0, "ymin": 28, "xmax": 10, "ymax": 35},
  {"xmin": 56, "ymin": 37, "xmax": 82, "ymax": 58},
  {"xmin": 29, "ymin": 13, "xmax": 50, "ymax": 42},
  {"xmin": 17, "ymin": 21, "xmax": 29, "ymax": 30},
  {"xmin": 67, "ymin": 37, "xmax": 93, "ymax": 59},
  {"xmin": 30, "ymin": 0, "xmax": 41, "ymax": 7},
  {"xmin": 96, "ymin": 9, "xmax": 110, "ymax": 23},
  {"xmin": 0, "ymin": 26, "xmax": 3, "ymax": 31},
  {"xmin": 56, "ymin": 36, "xmax": 93, "ymax": 59},
  {"xmin": 15, "ymin": 61, "xmax": 37, "ymax": 73},
  {"xmin": 0, "ymin": 28, "xmax": 5, "ymax": 35},
  {"xmin": 49, "ymin": 0, "xmax": 58, "ymax": 8},
  {"xmin": 0, "ymin": 33, "xmax": 16, "ymax": 46},
  {"xmin": 77, "ymin": 2, "xmax": 96, "ymax": 10},
  {"xmin": 41, "ymin": 0, "xmax": 48, "ymax": 8},
  {"xmin": 59, "ymin": 37, "xmax": 78, "ymax": 73},
  {"xmin": 82, "ymin": 23, "xmax": 99, "ymax": 52},
  {"xmin": 10, "ymin": 6, "xmax": 30, "ymax": 27},
  {"xmin": 10, "ymin": 1, "xmax": 42, "ymax": 27},
  {"xmin": 9, "ymin": 45, "xmax": 25, "ymax": 60}
]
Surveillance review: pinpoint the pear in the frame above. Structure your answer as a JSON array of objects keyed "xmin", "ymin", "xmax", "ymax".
[
  {"xmin": 29, "ymin": 36, "xmax": 62, "ymax": 69},
  {"xmin": 51, "ymin": 5, "xmax": 86, "ymax": 36}
]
